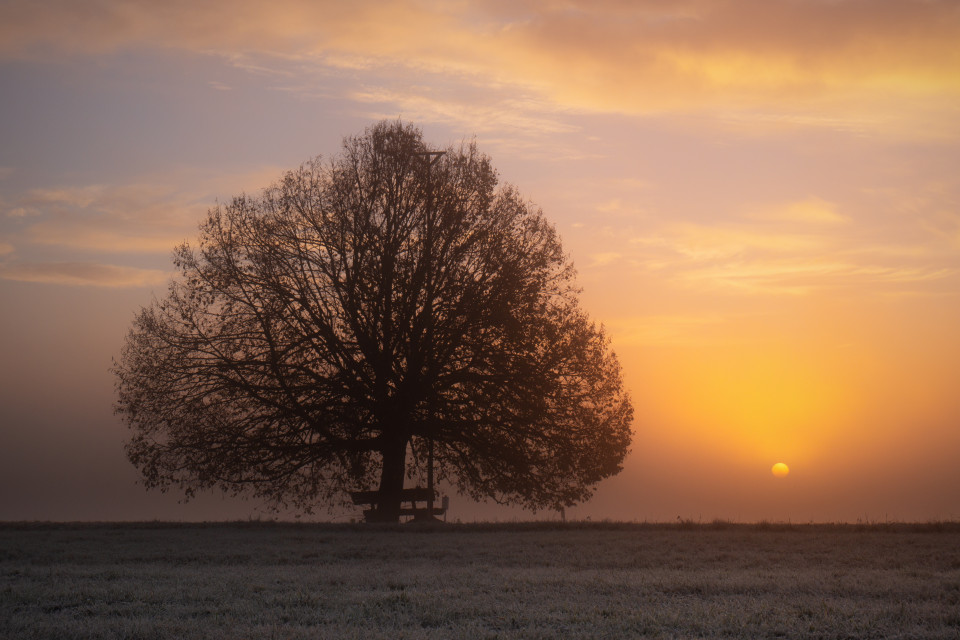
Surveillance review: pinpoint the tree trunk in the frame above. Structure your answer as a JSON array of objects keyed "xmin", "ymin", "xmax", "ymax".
[{"xmin": 373, "ymin": 434, "xmax": 408, "ymax": 522}]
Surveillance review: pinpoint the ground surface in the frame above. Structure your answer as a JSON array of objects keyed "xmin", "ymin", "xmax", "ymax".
[{"xmin": 1, "ymin": 521, "xmax": 959, "ymax": 639}]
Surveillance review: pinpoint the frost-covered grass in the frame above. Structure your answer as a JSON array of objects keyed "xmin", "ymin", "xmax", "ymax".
[{"xmin": 2, "ymin": 521, "xmax": 959, "ymax": 639}]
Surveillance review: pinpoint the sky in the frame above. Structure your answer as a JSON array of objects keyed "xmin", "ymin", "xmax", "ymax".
[{"xmin": 1, "ymin": 0, "xmax": 959, "ymax": 523}]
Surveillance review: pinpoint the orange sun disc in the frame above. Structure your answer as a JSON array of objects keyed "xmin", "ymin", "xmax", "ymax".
[{"xmin": 771, "ymin": 462, "xmax": 790, "ymax": 478}]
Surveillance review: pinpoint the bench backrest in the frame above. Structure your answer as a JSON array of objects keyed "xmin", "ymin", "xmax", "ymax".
[{"xmin": 350, "ymin": 487, "xmax": 435, "ymax": 505}]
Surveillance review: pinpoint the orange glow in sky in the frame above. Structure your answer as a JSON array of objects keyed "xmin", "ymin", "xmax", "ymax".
[{"xmin": 1, "ymin": 0, "xmax": 958, "ymax": 522}]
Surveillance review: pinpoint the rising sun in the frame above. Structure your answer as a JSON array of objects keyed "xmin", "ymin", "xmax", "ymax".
[{"xmin": 771, "ymin": 462, "xmax": 790, "ymax": 478}]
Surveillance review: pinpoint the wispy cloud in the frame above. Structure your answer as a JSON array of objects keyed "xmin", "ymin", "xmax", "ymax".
[
  {"xmin": 678, "ymin": 259, "xmax": 957, "ymax": 296},
  {"xmin": 1, "ymin": 0, "xmax": 956, "ymax": 138},
  {"xmin": 603, "ymin": 313, "xmax": 730, "ymax": 347},
  {"xmin": 350, "ymin": 87, "xmax": 580, "ymax": 136},
  {"xmin": 634, "ymin": 223, "xmax": 825, "ymax": 261},
  {"xmin": 0, "ymin": 262, "xmax": 170, "ymax": 287},
  {"xmin": 746, "ymin": 198, "xmax": 848, "ymax": 226},
  {"xmin": 588, "ymin": 252, "xmax": 623, "ymax": 268},
  {"xmin": 596, "ymin": 192, "xmax": 960, "ymax": 298},
  {"xmin": 0, "ymin": 167, "xmax": 286, "ymax": 287},
  {"xmin": 9, "ymin": 183, "xmax": 205, "ymax": 253},
  {"xmin": 3, "ymin": 167, "xmax": 282, "ymax": 254}
]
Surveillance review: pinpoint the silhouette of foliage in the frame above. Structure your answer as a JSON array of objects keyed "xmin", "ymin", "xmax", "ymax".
[{"xmin": 114, "ymin": 121, "xmax": 632, "ymax": 521}]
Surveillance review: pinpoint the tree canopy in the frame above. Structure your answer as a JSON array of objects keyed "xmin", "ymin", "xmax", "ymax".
[{"xmin": 114, "ymin": 121, "xmax": 633, "ymax": 521}]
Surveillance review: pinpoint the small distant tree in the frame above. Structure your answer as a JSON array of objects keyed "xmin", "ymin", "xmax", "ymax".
[{"xmin": 114, "ymin": 121, "xmax": 632, "ymax": 522}]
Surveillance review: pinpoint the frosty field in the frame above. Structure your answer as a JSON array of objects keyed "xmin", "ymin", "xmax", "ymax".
[{"xmin": 2, "ymin": 521, "xmax": 959, "ymax": 639}]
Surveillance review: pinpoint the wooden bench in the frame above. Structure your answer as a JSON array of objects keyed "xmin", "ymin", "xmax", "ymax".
[{"xmin": 350, "ymin": 487, "xmax": 446, "ymax": 522}]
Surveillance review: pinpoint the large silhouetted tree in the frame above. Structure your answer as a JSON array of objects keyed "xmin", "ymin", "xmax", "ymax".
[{"xmin": 114, "ymin": 121, "xmax": 632, "ymax": 522}]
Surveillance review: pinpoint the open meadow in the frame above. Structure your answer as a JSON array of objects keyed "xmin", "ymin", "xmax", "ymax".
[{"xmin": 2, "ymin": 521, "xmax": 959, "ymax": 639}]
